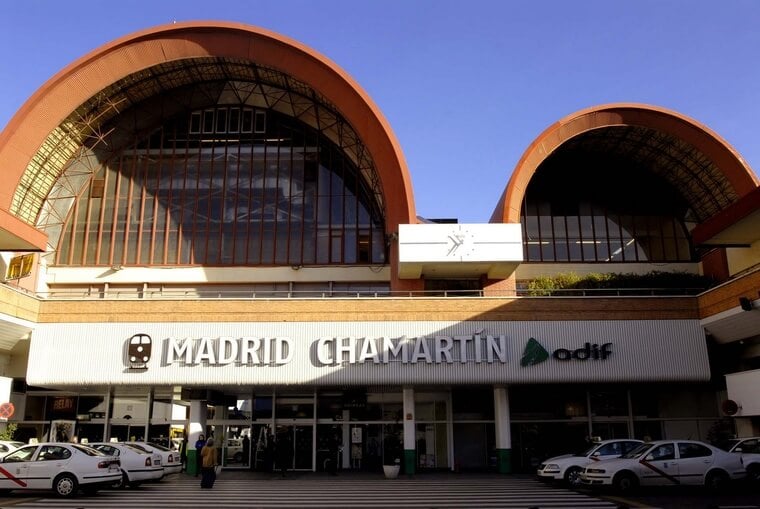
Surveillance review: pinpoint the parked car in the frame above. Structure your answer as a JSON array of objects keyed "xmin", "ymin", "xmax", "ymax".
[
  {"xmin": 580, "ymin": 439, "xmax": 746, "ymax": 493},
  {"xmin": 717, "ymin": 436, "xmax": 760, "ymax": 483},
  {"xmin": 537, "ymin": 439, "xmax": 643, "ymax": 487},
  {"xmin": 124, "ymin": 441, "xmax": 182, "ymax": 475},
  {"xmin": 89, "ymin": 442, "xmax": 164, "ymax": 487},
  {"xmin": 0, "ymin": 440, "xmax": 25, "ymax": 459},
  {"xmin": 0, "ymin": 442, "xmax": 121, "ymax": 497}
]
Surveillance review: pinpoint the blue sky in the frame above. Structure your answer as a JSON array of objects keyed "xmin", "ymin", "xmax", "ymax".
[{"xmin": 1, "ymin": 1, "xmax": 759, "ymax": 223}]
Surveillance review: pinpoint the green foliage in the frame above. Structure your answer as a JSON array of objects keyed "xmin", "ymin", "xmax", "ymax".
[
  {"xmin": 0, "ymin": 423, "xmax": 17, "ymax": 441},
  {"xmin": 525, "ymin": 271, "xmax": 714, "ymax": 296}
]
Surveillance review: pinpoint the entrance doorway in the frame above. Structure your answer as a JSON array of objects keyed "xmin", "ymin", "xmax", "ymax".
[{"xmin": 275, "ymin": 425, "xmax": 313, "ymax": 471}]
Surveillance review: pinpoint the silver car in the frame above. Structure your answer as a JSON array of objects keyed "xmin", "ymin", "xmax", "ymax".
[{"xmin": 580, "ymin": 439, "xmax": 746, "ymax": 493}]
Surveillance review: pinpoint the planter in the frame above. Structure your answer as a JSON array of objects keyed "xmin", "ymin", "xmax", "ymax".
[{"xmin": 383, "ymin": 464, "xmax": 400, "ymax": 479}]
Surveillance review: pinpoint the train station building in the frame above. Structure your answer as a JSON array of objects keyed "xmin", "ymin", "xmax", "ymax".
[{"xmin": 0, "ymin": 22, "xmax": 758, "ymax": 474}]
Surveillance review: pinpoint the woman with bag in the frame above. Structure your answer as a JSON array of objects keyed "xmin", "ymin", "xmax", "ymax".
[{"xmin": 200, "ymin": 437, "xmax": 218, "ymax": 489}]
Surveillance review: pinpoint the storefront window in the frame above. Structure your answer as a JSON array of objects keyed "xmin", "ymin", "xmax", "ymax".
[
  {"xmin": 510, "ymin": 386, "xmax": 587, "ymax": 420},
  {"xmin": 452, "ymin": 388, "xmax": 494, "ymax": 420},
  {"xmin": 253, "ymin": 396, "xmax": 272, "ymax": 419},
  {"xmin": 23, "ymin": 395, "xmax": 46, "ymax": 421},
  {"xmin": 275, "ymin": 397, "xmax": 314, "ymax": 419},
  {"xmin": 589, "ymin": 389, "xmax": 628, "ymax": 417},
  {"xmin": 112, "ymin": 396, "xmax": 148, "ymax": 420},
  {"xmin": 77, "ymin": 396, "xmax": 107, "ymax": 419}
]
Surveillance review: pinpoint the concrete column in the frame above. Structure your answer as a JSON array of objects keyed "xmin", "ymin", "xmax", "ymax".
[
  {"xmin": 187, "ymin": 400, "xmax": 206, "ymax": 475},
  {"xmin": 402, "ymin": 387, "xmax": 415, "ymax": 475},
  {"xmin": 494, "ymin": 386, "xmax": 512, "ymax": 474},
  {"xmin": 0, "ymin": 376, "xmax": 11, "ymax": 437},
  {"xmin": 102, "ymin": 389, "xmax": 111, "ymax": 442}
]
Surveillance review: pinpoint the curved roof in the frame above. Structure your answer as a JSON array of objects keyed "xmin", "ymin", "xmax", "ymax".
[
  {"xmin": 0, "ymin": 21, "xmax": 416, "ymax": 240},
  {"xmin": 493, "ymin": 103, "xmax": 759, "ymax": 224}
]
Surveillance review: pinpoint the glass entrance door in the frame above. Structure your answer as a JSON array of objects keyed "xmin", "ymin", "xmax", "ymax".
[
  {"xmin": 275, "ymin": 424, "xmax": 313, "ymax": 471},
  {"xmin": 220, "ymin": 424, "xmax": 251, "ymax": 468}
]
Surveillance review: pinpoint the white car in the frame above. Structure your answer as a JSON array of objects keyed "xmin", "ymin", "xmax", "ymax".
[
  {"xmin": 0, "ymin": 442, "xmax": 121, "ymax": 497},
  {"xmin": 580, "ymin": 439, "xmax": 746, "ymax": 492},
  {"xmin": 89, "ymin": 442, "xmax": 164, "ymax": 487},
  {"xmin": 718, "ymin": 436, "xmax": 760, "ymax": 484},
  {"xmin": 537, "ymin": 439, "xmax": 643, "ymax": 487},
  {"xmin": 0, "ymin": 440, "xmax": 25, "ymax": 459},
  {"xmin": 125, "ymin": 441, "xmax": 182, "ymax": 475}
]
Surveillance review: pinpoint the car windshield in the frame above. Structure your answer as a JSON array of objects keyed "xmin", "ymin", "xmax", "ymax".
[
  {"xmin": 124, "ymin": 444, "xmax": 150, "ymax": 454},
  {"xmin": 716, "ymin": 439, "xmax": 740, "ymax": 452},
  {"xmin": 73, "ymin": 444, "xmax": 107, "ymax": 456},
  {"xmin": 126, "ymin": 443, "xmax": 152, "ymax": 453},
  {"xmin": 621, "ymin": 443, "xmax": 652, "ymax": 459},
  {"xmin": 146, "ymin": 442, "xmax": 171, "ymax": 452},
  {"xmin": 574, "ymin": 444, "xmax": 597, "ymax": 456}
]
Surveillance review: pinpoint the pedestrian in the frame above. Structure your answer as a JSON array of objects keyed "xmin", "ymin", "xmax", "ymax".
[
  {"xmin": 242, "ymin": 434, "xmax": 250, "ymax": 466},
  {"xmin": 326, "ymin": 430, "xmax": 340, "ymax": 476},
  {"xmin": 194, "ymin": 433, "xmax": 206, "ymax": 477},
  {"xmin": 200, "ymin": 437, "xmax": 218, "ymax": 489},
  {"xmin": 179, "ymin": 437, "xmax": 188, "ymax": 472},
  {"xmin": 276, "ymin": 432, "xmax": 293, "ymax": 477}
]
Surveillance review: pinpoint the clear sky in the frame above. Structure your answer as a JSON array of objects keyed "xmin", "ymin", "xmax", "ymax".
[{"xmin": 1, "ymin": 0, "xmax": 759, "ymax": 223}]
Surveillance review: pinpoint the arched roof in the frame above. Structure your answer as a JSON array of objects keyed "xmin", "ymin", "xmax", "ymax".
[
  {"xmin": 493, "ymin": 103, "xmax": 759, "ymax": 224},
  {"xmin": 0, "ymin": 21, "xmax": 416, "ymax": 243}
]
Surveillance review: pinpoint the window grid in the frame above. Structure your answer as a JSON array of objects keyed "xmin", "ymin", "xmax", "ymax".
[
  {"xmin": 54, "ymin": 107, "xmax": 385, "ymax": 267},
  {"xmin": 521, "ymin": 200, "xmax": 693, "ymax": 263}
]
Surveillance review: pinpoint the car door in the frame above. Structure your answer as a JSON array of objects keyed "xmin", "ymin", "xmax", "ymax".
[
  {"xmin": 0, "ymin": 445, "xmax": 37, "ymax": 490},
  {"xmin": 638, "ymin": 442, "xmax": 679, "ymax": 486},
  {"xmin": 26, "ymin": 445, "xmax": 72, "ymax": 489},
  {"xmin": 676, "ymin": 442, "xmax": 715, "ymax": 485}
]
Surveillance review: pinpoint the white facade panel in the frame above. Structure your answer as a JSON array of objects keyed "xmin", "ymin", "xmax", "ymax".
[
  {"xmin": 726, "ymin": 369, "xmax": 760, "ymax": 416},
  {"xmin": 398, "ymin": 223, "xmax": 523, "ymax": 263},
  {"xmin": 27, "ymin": 319, "xmax": 709, "ymax": 387}
]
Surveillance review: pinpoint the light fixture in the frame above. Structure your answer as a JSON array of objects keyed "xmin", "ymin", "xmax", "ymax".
[{"xmin": 111, "ymin": 265, "xmax": 124, "ymax": 271}]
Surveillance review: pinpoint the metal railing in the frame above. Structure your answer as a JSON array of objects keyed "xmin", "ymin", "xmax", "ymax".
[{"xmin": 26, "ymin": 287, "xmax": 707, "ymax": 300}]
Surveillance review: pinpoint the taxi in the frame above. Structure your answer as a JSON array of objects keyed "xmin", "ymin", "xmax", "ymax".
[
  {"xmin": 580, "ymin": 439, "xmax": 746, "ymax": 493},
  {"xmin": 89, "ymin": 442, "xmax": 164, "ymax": 487},
  {"xmin": 125, "ymin": 441, "xmax": 182, "ymax": 475},
  {"xmin": 719, "ymin": 436, "xmax": 760, "ymax": 484},
  {"xmin": 536, "ymin": 438, "xmax": 643, "ymax": 487},
  {"xmin": 0, "ymin": 442, "xmax": 121, "ymax": 497}
]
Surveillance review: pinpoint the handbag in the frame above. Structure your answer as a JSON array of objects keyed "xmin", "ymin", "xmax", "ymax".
[{"xmin": 214, "ymin": 465, "xmax": 222, "ymax": 475}]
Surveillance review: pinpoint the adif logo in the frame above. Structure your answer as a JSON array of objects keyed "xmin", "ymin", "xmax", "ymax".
[
  {"xmin": 520, "ymin": 337, "xmax": 612, "ymax": 367},
  {"xmin": 127, "ymin": 334, "xmax": 152, "ymax": 370}
]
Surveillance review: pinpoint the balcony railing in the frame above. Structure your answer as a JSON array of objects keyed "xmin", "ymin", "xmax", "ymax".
[{"xmin": 25, "ymin": 287, "xmax": 707, "ymax": 300}]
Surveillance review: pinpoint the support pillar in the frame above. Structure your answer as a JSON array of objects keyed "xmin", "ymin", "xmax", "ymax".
[
  {"xmin": 402, "ymin": 387, "xmax": 415, "ymax": 475},
  {"xmin": 187, "ymin": 400, "xmax": 206, "ymax": 475},
  {"xmin": 494, "ymin": 386, "xmax": 512, "ymax": 474}
]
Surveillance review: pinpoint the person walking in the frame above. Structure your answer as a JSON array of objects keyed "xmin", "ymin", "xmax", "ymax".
[
  {"xmin": 200, "ymin": 437, "xmax": 218, "ymax": 489},
  {"xmin": 194, "ymin": 433, "xmax": 206, "ymax": 477}
]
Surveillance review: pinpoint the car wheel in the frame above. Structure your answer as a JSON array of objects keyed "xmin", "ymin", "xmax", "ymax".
[
  {"xmin": 233, "ymin": 452, "xmax": 243, "ymax": 463},
  {"xmin": 613, "ymin": 472, "xmax": 639, "ymax": 493},
  {"xmin": 53, "ymin": 473, "xmax": 78, "ymax": 498},
  {"xmin": 564, "ymin": 466, "xmax": 583, "ymax": 488},
  {"xmin": 705, "ymin": 470, "xmax": 729, "ymax": 492}
]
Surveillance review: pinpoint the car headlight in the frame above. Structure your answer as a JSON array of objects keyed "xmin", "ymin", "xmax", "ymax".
[
  {"xmin": 585, "ymin": 468, "xmax": 606, "ymax": 474},
  {"xmin": 542, "ymin": 463, "xmax": 560, "ymax": 472}
]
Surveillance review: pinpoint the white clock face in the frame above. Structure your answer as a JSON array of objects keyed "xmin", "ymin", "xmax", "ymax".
[{"xmin": 446, "ymin": 228, "xmax": 472, "ymax": 257}]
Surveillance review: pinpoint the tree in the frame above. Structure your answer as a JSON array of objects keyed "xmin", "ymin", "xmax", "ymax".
[{"xmin": 0, "ymin": 423, "xmax": 17, "ymax": 441}]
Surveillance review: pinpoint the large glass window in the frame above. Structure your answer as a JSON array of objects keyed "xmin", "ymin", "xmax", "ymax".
[
  {"xmin": 55, "ymin": 104, "xmax": 386, "ymax": 268},
  {"xmin": 521, "ymin": 138, "xmax": 694, "ymax": 263}
]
